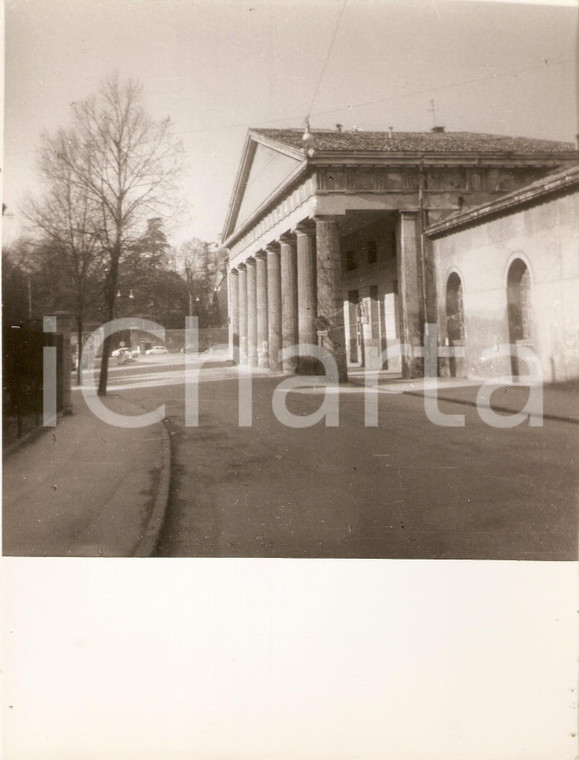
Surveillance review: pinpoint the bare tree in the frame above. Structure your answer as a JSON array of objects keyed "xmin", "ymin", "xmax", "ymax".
[
  {"xmin": 32, "ymin": 74, "xmax": 184, "ymax": 395},
  {"xmin": 23, "ymin": 148, "xmax": 105, "ymax": 384},
  {"xmin": 171, "ymin": 238, "xmax": 227, "ymax": 326}
]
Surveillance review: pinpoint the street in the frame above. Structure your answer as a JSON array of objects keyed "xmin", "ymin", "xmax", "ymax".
[{"xmin": 108, "ymin": 355, "xmax": 578, "ymax": 560}]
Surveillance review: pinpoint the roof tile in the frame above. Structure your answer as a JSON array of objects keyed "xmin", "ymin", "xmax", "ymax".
[{"xmin": 250, "ymin": 128, "xmax": 575, "ymax": 154}]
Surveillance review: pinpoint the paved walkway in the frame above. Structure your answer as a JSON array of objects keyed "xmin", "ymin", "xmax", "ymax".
[{"xmin": 3, "ymin": 390, "xmax": 170, "ymax": 557}]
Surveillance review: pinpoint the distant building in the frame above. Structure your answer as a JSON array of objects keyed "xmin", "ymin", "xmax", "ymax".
[
  {"xmin": 426, "ymin": 163, "xmax": 579, "ymax": 383},
  {"xmin": 222, "ymin": 127, "xmax": 578, "ymax": 380}
]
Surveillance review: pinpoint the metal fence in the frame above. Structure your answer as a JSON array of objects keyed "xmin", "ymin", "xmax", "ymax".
[{"xmin": 3, "ymin": 320, "xmax": 63, "ymax": 446}]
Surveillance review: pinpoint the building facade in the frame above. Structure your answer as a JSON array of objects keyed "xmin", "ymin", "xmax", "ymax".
[
  {"xmin": 222, "ymin": 128, "xmax": 577, "ymax": 380},
  {"xmin": 427, "ymin": 163, "xmax": 579, "ymax": 384}
]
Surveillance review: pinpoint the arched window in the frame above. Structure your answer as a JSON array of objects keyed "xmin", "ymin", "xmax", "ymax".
[
  {"xmin": 446, "ymin": 273, "xmax": 465, "ymax": 343},
  {"xmin": 507, "ymin": 259, "xmax": 532, "ymax": 343}
]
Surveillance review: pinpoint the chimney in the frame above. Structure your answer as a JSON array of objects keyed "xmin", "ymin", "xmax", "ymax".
[
  {"xmin": 431, "ymin": 126, "xmax": 445, "ymax": 133},
  {"xmin": 336, "ymin": 123, "xmax": 343, "ymax": 132},
  {"xmin": 388, "ymin": 126, "xmax": 394, "ymax": 139}
]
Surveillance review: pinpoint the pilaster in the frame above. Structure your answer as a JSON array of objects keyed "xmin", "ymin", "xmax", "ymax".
[{"xmin": 397, "ymin": 211, "xmax": 423, "ymax": 378}]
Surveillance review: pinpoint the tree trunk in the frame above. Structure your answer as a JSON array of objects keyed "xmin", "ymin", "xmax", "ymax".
[
  {"xmin": 97, "ymin": 247, "xmax": 120, "ymax": 396},
  {"xmin": 76, "ymin": 313, "xmax": 84, "ymax": 386}
]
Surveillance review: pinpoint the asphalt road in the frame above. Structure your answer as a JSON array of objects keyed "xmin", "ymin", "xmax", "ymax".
[{"xmin": 113, "ymin": 356, "xmax": 578, "ymax": 560}]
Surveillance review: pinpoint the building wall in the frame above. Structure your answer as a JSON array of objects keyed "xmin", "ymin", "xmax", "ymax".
[{"xmin": 432, "ymin": 190, "xmax": 579, "ymax": 383}]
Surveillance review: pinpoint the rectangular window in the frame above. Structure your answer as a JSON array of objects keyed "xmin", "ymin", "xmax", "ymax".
[
  {"xmin": 367, "ymin": 241, "xmax": 377, "ymax": 264},
  {"xmin": 346, "ymin": 249, "xmax": 357, "ymax": 271},
  {"xmin": 347, "ymin": 290, "xmax": 359, "ymax": 363},
  {"xmin": 471, "ymin": 170, "xmax": 485, "ymax": 192}
]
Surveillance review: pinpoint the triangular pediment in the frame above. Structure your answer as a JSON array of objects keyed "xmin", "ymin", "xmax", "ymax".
[{"xmin": 224, "ymin": 132, "xmax": 304, "ymax": 240}]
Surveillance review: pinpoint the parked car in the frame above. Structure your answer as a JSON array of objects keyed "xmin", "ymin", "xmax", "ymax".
[
  {"xmin": 145, "ymin": 345, "xmax": 169, "ymax": 355},
  {"xmin": 112, "ymin": 347, "xmax": 140, "ymax": 360},
  {"xmin": 181, "ymin": 344, "xmax": 197, "ymax": 354}
]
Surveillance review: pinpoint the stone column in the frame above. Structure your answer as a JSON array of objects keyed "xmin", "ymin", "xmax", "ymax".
[
  {"xmin": 314, "ymin": 216, "xmax": 347, "ymax": 382},
  {"xmin": 246, "ymin": 258, "xmax": 258, "ymax": 367},
  {"xmin": 255, "ymin": 253, "xmax": 269, "ymax": 368},
  {"xmin": 237, "ymin": 263, "xmax": 248, "ymax": 364},
  {"xmin": 279, "ymin": 234, "xmax": 299, "ymax": 375},
  {"xmin": 397, "ymin": 211, "xmax": 423, "ymax": 378},
  {"xmin": 229, "ymin": 268, "xmax": 239, "ymax": 362},
  {"xmin": 295, "ymin": 222, "xmax": 317, "ymax": 375},
  {"xmin": 266, "ymin": 244, "xmax": 282, "ymax": 371}
]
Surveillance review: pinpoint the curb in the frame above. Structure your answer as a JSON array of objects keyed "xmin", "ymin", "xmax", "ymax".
[
  {"xmin": 132, "ymin": 416, "xmax": 172, "ymax": 558},
  {"xmin": 403, "ymin": 391, "xmax": 579, "ymax": 425}
]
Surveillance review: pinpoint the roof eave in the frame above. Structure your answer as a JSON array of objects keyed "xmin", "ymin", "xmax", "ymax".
[
  {"xmin": 222, "ymin": 132, "xmax": 259, "ymax": 241},
  {"xmin": 307, "ymin": 150, "xmax": 579, "ymax": 165},
  {"xmin": 248, "ymin": 129, "xmax": 306, "ymax": 161},
  {"xmin": 426, "ymin": 164, "xmax": 579, "ymax": 238}
]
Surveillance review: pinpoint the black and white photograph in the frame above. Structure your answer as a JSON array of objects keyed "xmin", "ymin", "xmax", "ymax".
[{"xmin": 2, "ymin": 0, "xmax": 578, "ymax": 757}]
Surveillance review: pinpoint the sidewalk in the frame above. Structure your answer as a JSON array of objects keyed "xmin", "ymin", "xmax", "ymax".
[
  {"xmin": 3, "ymin": 390, "xmax": 170, "ymax": 557},
  {"xmin": 348, "ymin": 371, "xmax": 579, "ymax": 423}
]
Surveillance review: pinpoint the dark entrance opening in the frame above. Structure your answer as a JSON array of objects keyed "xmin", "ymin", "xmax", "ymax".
[
  {"xmin": 507, "ymin": 258, "xmax": 533, "ymax": 377},
  {"xmin": 445, "ymin": 272, "xmax": 465, "ymax": 377}
]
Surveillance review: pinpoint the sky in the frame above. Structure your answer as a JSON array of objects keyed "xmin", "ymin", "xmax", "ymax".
[{"xmin": 2, "ymin": 0, "xmax": 578, "ymax": 246}]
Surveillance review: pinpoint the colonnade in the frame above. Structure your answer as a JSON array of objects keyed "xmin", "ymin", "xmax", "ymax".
[
  {"xmin": 229, "ymin": 210, "xmax": 423, "ymax": 380},
  {"xmin": 229, "ymin": 216, "xmax": 348, "ymax": 381}
]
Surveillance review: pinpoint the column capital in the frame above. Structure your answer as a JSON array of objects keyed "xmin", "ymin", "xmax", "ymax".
[
  {"xmin": 246, "ymin": 256, "xmax": 256, "ymax": 266},
  {"xmin": 279, "ymin": 232, "xmax": 296, "ymax": 247},
  {"xmin": 237, "ymin": 261, "xmax": 247, "ymax": 270},
  {"xmin": 265, "ymin": 242, "xmax": 280, "ymax": 254},
  {"xmin": 312, "ymin": 214, "xmax": 343, "ymax": 225},
  {"xmin": 293, "ymin": 219, "xmax": 316, "ymax": 235},
  {"xmin": 400, "ymin": 209, "xmax": 419, "ymax": 219},
  {"xmin": 229, "ymin": 266, "xmax": 239, "ymax": 275},
  {"xmin": 255, "ymin": 250, "xmax": 267, "ymax": 261}
]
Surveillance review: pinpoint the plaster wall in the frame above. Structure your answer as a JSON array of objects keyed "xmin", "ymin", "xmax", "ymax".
[{"xmin": 433, "ymin": 191, "xmax": 579, "ymax": 382}]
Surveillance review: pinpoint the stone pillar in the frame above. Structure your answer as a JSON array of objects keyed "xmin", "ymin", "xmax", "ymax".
[
  {"xmin": 238, "ymin": 263, "xmax": 248, "ymax": 364},
  {"xmin": 314, "ymin": 216, "xmax": 348, "ymax": 382},
  {"xmin": 397, "ymin": 211, "xmax": 423, "ymax": 378},
  {"xmin": 295, "ymin": 223, "xmax": 318, "ymax": 374},
  {"xmin": 255, "ymin": 253, "xmax": 269, "ymax": 368},
  {"xmin": 266, "ymin": 244, "xmax": 282, "ymax": 371},
  {"xmin": 279, "ymin": 235, "xmax": 299, "ymax": 375},
  {"xmin": 54, "ymin": 311, "xmax": 74, "ymax": 414},
  {"xmin": 229, "ymin": 268, "xmax": 239, "ymax": 362},
  {"xmin": 246, "ymin": 258, "xmax": 258, "ymax": 367}
]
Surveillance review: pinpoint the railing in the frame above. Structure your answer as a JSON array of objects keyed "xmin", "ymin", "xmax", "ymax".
[{"xmin": 2, "ymin": 319, "xmax": 64, "ymax": 447}]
